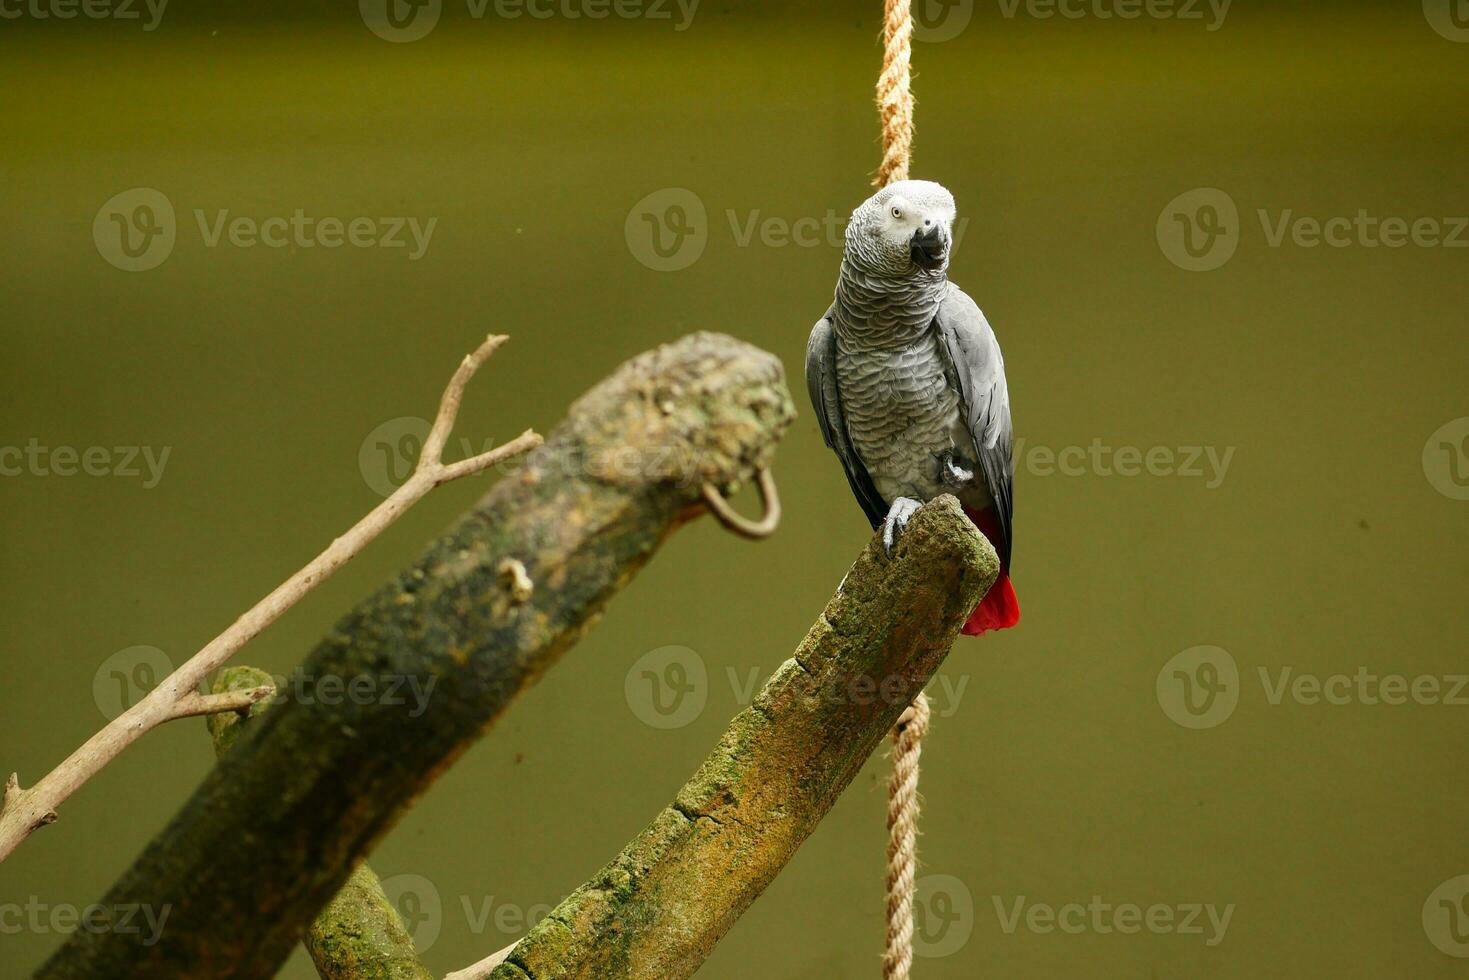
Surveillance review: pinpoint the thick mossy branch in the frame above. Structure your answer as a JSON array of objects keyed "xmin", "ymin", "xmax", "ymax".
[
  {"xmin": 40, "ymin": 333, "xmax": 794, "ymax": 980},
  {"xmin": 304, "ymin": 866, "xmax": 434, "ymax": 980},
  {"xmin": 491, "ymin": 497, "xmax": 998, "ymax": 980},
  {"xmin": 209, "ymin": 667, "xmax": 433, "ymax": 980}
]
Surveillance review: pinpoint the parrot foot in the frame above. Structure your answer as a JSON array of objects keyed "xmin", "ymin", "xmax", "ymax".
[
  {"xmin": 881, "ymin": 497, "xmax": 923, "ymax": 557},
  {"xmin": 939, "ymin": 451, "xmax": 974, "ymax": 488}
]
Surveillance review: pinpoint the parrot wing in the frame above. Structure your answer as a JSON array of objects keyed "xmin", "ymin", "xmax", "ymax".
[
  {"xmin": 806, "ymin": 309, "xmax": 889, "ymax": 529},
  {"xmin": 933, "ymin": 284, "xmax": 1015, "ymax": 565}
]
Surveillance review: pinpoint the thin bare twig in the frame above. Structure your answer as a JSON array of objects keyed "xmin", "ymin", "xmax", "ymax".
[
  {"xmin": 443, "ymin": 942, "xmax": 519, "ymax": 980},
  {"xmin": 0, "ymin": 335, "xmax": 541, "ymax": 863},
  {"xmin": 170, "ymin": 685, "xmax": 276, "ymax": 721}
]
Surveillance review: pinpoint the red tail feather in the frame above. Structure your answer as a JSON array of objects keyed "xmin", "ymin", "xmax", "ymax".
[{"xmin": 961, "ymin": 507, "xmax": 1020, "ymax": 636}]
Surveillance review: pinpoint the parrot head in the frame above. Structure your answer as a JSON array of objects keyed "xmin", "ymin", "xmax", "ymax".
[{"xmin": 844, "ymin": 179, "xmax": 956, "ymax": 278}]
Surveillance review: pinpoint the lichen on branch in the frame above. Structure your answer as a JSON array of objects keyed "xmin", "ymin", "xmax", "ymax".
[
  {"xmin": 492, "ymin": 496, "xmax": 997, "ymax": 980},
  {"xmin": 38, "ymin": 332, "xmax": 795, "ymax": 980}
]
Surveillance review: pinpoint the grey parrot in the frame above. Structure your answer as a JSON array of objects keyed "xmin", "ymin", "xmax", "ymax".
[{"xmin": 805, "ymin": 179, "xmax": 1019, "ymax": 635}]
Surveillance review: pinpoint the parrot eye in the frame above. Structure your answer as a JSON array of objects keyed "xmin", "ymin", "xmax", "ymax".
[{"xmin": 891, "ymin": 207, "xmax": 903, "ymax": 219}]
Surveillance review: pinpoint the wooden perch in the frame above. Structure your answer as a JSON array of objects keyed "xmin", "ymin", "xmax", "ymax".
[
  {"xmin": 38, "ymin": 332, "xmax": 795, "ymax": 980},
  {"xmin": 208, "ymin": 667, "xmax": 433, "ymax": 980},
  {"xmin": 490, "ymin": 496, "xmax": 997, "ymax": 980},
  {"xmin": 192, "ymin": 499, "xmax": 993, "ymax": 980},
  {"xmin": 210, "ymin": 666, "xmax": 510, "ymax": 980}
]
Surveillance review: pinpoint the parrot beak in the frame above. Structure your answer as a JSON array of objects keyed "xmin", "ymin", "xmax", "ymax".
[{"xmin": 910, "ymin": 223, "xmax": 949, "ymax": 271}]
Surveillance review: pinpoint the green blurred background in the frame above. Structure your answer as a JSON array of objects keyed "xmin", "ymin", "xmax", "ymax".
[{"xmin": 3, "ymin": 1, "xmax": 1468, "ymax": 976}]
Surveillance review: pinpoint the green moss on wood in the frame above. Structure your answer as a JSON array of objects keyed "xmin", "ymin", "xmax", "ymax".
[
  {"xmin": 41, "ymin": 333, "xmax": 794, "ymax": 980},
  {"xmin": 207, "ymin": 667, "xmax": 432, "ymax": 980},
  {"xmin": 303, "ymin": 865, "xmax": 432, "ymax": 980},
  {"xmin": 489, "ymin": 497, "xmax": 997, "ymax": 980}
]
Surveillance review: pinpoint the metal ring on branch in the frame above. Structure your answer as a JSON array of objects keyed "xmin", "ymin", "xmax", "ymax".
[{"xmin": 700, "ymin": 467, "xmax": 782, "ymax": 540}]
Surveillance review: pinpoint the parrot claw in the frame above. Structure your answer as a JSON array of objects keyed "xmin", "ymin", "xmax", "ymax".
[{"xmin": 881, "ymin": 497, "xmax": 923, "ymax": 557}]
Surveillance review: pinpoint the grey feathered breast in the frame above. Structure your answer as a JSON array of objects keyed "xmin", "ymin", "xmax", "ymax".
[{"xmin": 805, "ymin": 285, "xmax": 1015, "ymax": 565}]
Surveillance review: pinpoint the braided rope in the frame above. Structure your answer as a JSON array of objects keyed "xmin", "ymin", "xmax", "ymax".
[
  {"xmin": 877, "ymin": 6, "xmax": 925, "ymax": 975},
  {"xmin": 885, "ymin": 692, "xmax": 930, "ymax": 980},
  {"xmin": 875, "ymin": 0, "xmax": 914, "ymax": 187}
]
